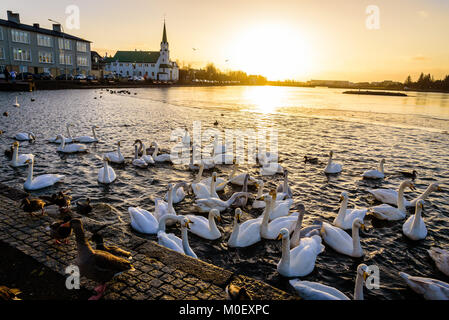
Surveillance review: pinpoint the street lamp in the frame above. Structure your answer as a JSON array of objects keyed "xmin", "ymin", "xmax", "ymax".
[{"xmin": 48, "ymin": 18, "xmax": 67, "ymax": 80}]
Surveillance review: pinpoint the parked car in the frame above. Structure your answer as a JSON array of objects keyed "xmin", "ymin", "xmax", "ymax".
[
  {"xmin": 103, "ymin": 74, "xmax": 118, "ymax": 80},
  {"xmin": 87, "ymin": 75, "xmax": 97, "ymax": 81},
  {"xmin": 55, "ymin": 74, "xmax": 74, "ymax": 80},
  {"xmin": 35, "ymin": 72, "xmax": 53, "ymax": 80},
  {"xmin": 74, "ymin": 74, "xmax": 87, "ymax": 80},
  {"xmin": 17, "ymin": 72, "xmax": 35, "ymax": 80}
]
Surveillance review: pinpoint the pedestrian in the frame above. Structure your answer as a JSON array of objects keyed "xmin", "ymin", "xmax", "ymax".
[
  {"xmin": 10, "ymin": 70, "xmax": 16, "ymax": 83},
  {"xmin": 4, "ymin": 67, "xmax": 10, "ymax": 82}
]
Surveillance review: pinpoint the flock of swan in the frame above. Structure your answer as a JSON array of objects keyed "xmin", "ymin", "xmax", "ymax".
[{"xmin": 3, "ymin": 98, "xmax": 448, "ymax": 300}]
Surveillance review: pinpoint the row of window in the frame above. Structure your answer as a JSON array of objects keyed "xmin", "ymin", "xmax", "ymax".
[
  {"xmin": 1, "ymin": 27, "xmax": 88, "ymax": 52},
  {"xmin": 112, "ymin": 62, "xmax": 156, "ymax": 68},
  {"xmin": 2, "ymin": 47, "xmax": 88, "ymax": 66}
]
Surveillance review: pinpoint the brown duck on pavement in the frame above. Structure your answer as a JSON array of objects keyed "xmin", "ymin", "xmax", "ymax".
[
  {"xmin": 20, "ymin": 197, "xmax": 46, "ymax": 216},
  {"xmin": 91, "ymin": 233, "xmax": 132, "ymax": 260}
]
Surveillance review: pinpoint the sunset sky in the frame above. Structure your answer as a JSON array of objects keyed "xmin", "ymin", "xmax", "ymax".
[{"xmin": 1, "ymin": 0, "xmax": 448, "ymax": 82}]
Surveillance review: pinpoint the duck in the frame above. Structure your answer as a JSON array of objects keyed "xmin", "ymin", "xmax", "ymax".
[
  {"xmin": 13, "ymin": 96, "xmax": 20, "ymax": 107},
  {"xmin": 134, "ymin": 140, "xmax": 155, "ymax": 164},
  {"xmin": 232, "ymin": 174, "xmax": 250, "ymax": 207},
  {"xmin": 14, "ymin": 132, "xmax": 36, "ymax": 142},
  {"xmin": 10, "ymin": 141, "xmax": 34, "ymax": 167},
  {"xmin": 276, "ymin": 169, "xmax": 293, "ymax": 199},
  {"xmin": 91, "ymin": 233, "xmax": 132, "ymax": 260},
  {"xmin": 73, "ymin": 125, "xmax": 99, "ymax": 143},
  {"xmin": 276, "ymin": 228, "xmax": 324, "ymax": 277},
  {"xmin": 402, "ymin": 200, "xmax": 427, "ymax": 240},
  {"xmin": 49, "ymin": 215, "xmax": 73, "ymax": 244},
  {"xmin": 333, "ymin": 192, "xmax": 367, "ymax": 230},
  {"xmin": 289, "ymin": 264, "xmax": 370, "ymax": 300},
  {"xmin": 368, "ymin": 181, "xmax": 415, "ymax": 221},
  {"xmin": 4, "ymin": 145, "xmax": 14, "ymax": 160},
  {"xmin": 252, "ymin": 180, "xmax": 266, "ymax": 209},
  {"xmin": 23, "ymin": 158, "xmax": 65, "ymax": 191},
  {"xmin": 0, "ymin": 286, "xmax": 21, "ymax": 300},
  {"xmin": 75, "ymin": 198, "xmax": 92, "ymax": 215},
  {"xmin": 151, "ymin": 141, "xmax": 172, "ymax": 163},
  {"xmin": 225, "ymin": 284, "xmax": 252, "ymax": 300},
  {"xmin": 400, "ymin": 170, "xmax": 418, "ymax": 179},
  {"xmin": 428, "ymin": 247, "xmax": 449, "ymax": 277},
  {"xmin": 20, "ymin": 196, "xmax": 47, "ymax": 216},
  {"xmin": 289, "ymin": 204, "xmax": 323, "ymax": 249},
  {"xmin": 324, "ymin": 151, "xmax": 342, "ymax": 174},
  {"xmin": 260, "ymin": 195, "xmax": 299, "ymax": 240},
  {"xmin": 195, "ymin": 191, "xmax": 248, "ymax": 213},
  {"xmin": 260, "ymin": 162, "xmax": 284, "ymax": 176},
  {"xmin": 185, "ymin": 209, "xmax": 222, "ymax": 240},
  {"xmin": 304, "ymin": 155, "xmax": 319, "ymax": 164},
  {"xmin": 320, "ymin": 218, "xmax": 365, "ymax": 258},
  {"xmin": 228, "ymin": 163, "xmax": 257, "ymax": 186},
  {"xmin": 362, "ymin": 159, "xmax": 385, "ymax": 179},
  {"xmin": 48, "ymin": 124, "xmax": 74, "ymax": 144},
  {"xmin": 51, "ymin": 190, "xmax": 72, "ymax": 208},
  {"xmin": 98, "ymin": 157, "xmax": 116, "ymax": 184},
  {"xmin": 164, "ymin": 182, "xmax": 188, "ymax": 204},
  {"xmin": 228, "ymin": 208, "xmax": 262, "ymax": 248},
  {"xmin": 104, "ymin": 141, "xmax": 125, "ymax": 164},
  {"xmin": 157, "ymin": 217, "xmax": 197, "ymax": 259},
  {"xmin": 132, "ymin": 143, "xmax": 148, "ymax": 168},
  {"xmin": 56, "ymin": 135, "xmax": 88, "ymax": 153},
  {"xmin": 399, "ymin": 272, "xmax": 449, "ymax": 300},
  {"xmin": 65, "ymin": 218, "xmax": 135, "ymax": 300}
]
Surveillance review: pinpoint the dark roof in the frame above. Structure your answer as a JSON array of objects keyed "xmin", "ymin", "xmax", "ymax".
[
  {"xmin": 104, "ymin": 51, "xmax": 160, "ymax": 63},
  {"xmin": 0, "ymin": 18, "xmax": 91, "ymax": 43}
]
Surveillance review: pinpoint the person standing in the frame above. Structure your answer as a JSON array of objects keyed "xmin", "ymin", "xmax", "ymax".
[
  {"xmin": 4, "ymin": 67, "xmax": 10, "ymax": 82},
  {"xmin": 10, "ymin": 70, "xmax": 16, "ymax": 83}
]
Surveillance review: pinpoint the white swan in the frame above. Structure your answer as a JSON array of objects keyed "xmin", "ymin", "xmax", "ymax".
[
  {"xmin": 10, "ymin": 141, "xmax": 34, "ymax": 167},
  {"xmin": 98, "ymin": 157, "xmax": 116, "ymax": 184},
  {"xmin": 155, "ymin": 184, "xmax": 177, "ymax": 225},
  {"xmin": 73, "ymin": 125, "xmax": 99, "ymax": 143},
  {"xmin": 228, "ymin": 208, "xmax": 262, "ymax": 248},
  {"xmin": 132, "ymin": 143, "xmax": 148, "ymax": 168},
  {"xmin": 157, "ymin": 217, "xmax": 197, "ymax": 259},
  {"xmin": 135, "ymin": 140, "xmax": 155, "ymax": 164},
  {"xmin": 260, "ymin": 162, "xmax": 284, "ymax": 176},
  {"xmin": 151, "ymin": 141, "xmax": 172, "ymax": 163},
  {"xmin": 333, "ymin": 192, "xmax": 367, "ymax": 230},
  {"xmin": 368, "ymin": 180, "xmax": 434, "ymax": 207},
  {"xmin": 399, "ymin": 272, "xmax": 449, "ymax": 300},
  {"xmin": 276, "ymin": 228, "xmax": 324, "ymax": 277},
  {"xmin": 362, "ymin": 159, "xmax": 385, "ymax": 179},
  {"xmin": 193, "ymin": 171, "xmax": 219, "ymax": 199},
  {"xmin": 320, "ymin": 218, "xmax": 365, "ymax": 258},
  {"xmin": 324, "ymin": 151, "xmax": 342, "ymax": 174},
  {"xmin": 256, "ymin": 151, "xmax": 278, "ymax": 166},
  {"xmin": 266, "ymin": 190, "xmax": 293, "ymax": 220},
  {"xmin": 276, "ymin": 169, "xmax": 293, "ymax": 198},
  {"xmin": 14, "ymin": 132, "xmax": 36, "ymax": 141},
  {"xmin": 56, "ymin": 135, "xmax": 87, "ymax": 153},
  {"xmin": 23, "ymin": 158, "xmax": 65, "ymax": 191},
  {"xmin": 289, "ymin": 204, "xmax": 323, "ymax": 249},
  {"xmin": 104, "ymin": 141, "xmax": 125, "ymax": 164},
  {"xmin": 369, "ymin": 181, "xmax": 415, "ymax": 221},
  {"xmin": 408, "ymin": 183, "xmax": 441, "ymax": 207},
  {"xmin": 164, "ymin": 182, "xmax": 188, "ymax": 204},
  {"xmin": 252, "ymin": 180, "xmax": 266, "ymax": 209},
  {"xmin": 228, "ymin": 164, "xmax": 257, "ymax": 186},
  {"xmin": 13, "ymin": 96, "xmax": 20, "ymax": 107},
  {"xmin": 428, "ymin": 248, "xmax": 449, "ymax": 277},
  {"xmin": 195, "ymin": 192, "xmax": 248, "ymax": 213},
  {"xmin": 129, "ymin": 207, "xmax": 159, "ymax": 234},
  {"xmin": 402, "ymin": 200, "xmax": 427, "ymax": 240},
  {"xmin": 185, "ymin": 209, "xmax": 222, "ymax": 240},
  {"xmin": 48, "ymin": 124, "xmax": 73, "ymax": 143},
  {"xmin": 289, "ymin": 264, "xmax": 370, "ymax": 300},
  {"xmin": 260, "ymin": 195, "xmax": 298, "ymax": 240}
]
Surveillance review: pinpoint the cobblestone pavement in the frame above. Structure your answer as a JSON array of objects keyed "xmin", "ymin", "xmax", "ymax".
[{"xmin": 0, "ymin": 185, "xmax": 296, "ymax": 300}]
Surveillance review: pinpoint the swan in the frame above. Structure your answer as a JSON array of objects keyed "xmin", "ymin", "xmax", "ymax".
[
  {"xmin": 134, "ymin": 140, "xmax": 155, "ymax": 164},
  {"xmin": 399, "ymin": 272, "xmax": 449, "ymax": 300},
  {"xmin": 104, "ymin": 141, "xmax": 125, "ymax": 164},
  {"xmin": 200, "ymin": 172, "xmax": 227, "ymax": 192},
  {"xmin": 289, "ymin": 264, "xmax": 370, "ymax": 300},
  {"xmin": 185, "ymin": 209, "xmax": 222, "ymax": 240},
  {"xmin": 320, "ymin": 218, "xmax": 365, "ymax": 258},
  {"xmin": 402, "ymin": 200, "xmax": 427, "ymax": 240},
  {"xmin": 367, "ymin": 180, "xmax": 425, "ymax": 207},
  {"xmin": 333, "ymin": 192, "xmax": 367, "ymax": 230},
  {"xmin": 157, "ymin": 217, "xmax": 197, "ymax": 259},
  {"xmin": 195, "ymin": 192, "xmax": 248, "ymax": 213},
  {"xmin": 260, "ymin": 195, "xmax": 298, "ymax": 239},
  {"xmin": 13, "ymin": 96, "xmax": 20, "ymax": 107},
  {"xmin": 48, "ymin": 124, "xmax": 74, "ymax": 143},
  {"xmin": 192, "ymin": 171, "xmax": 219, "ymax": 199},
  {"xmin": 10, "ymin": 141, "xmax": 34, "ymax": 167},
  {"xmin": 369, "ymin": 181, "xmax": 415, "ymax": 221},
  {"xmin": 23, "ymin": 158, "xmax": 65, "ymax": 191},
  {"xmin": 276, "ymin": 228, "xmax": 324, "ymax": 277},
  {"xmin": 228, "ymin": 208, "xmax": 262, "ymax": 248},
  {"xmin": 289, "ymin": 204, "xmax": 323, "ymax": 249},
  {"xmin": 56, "ymin": 135, "xmax": 88, "ymax": 153},
  {"xmin": 164, "ymin": 182, "xmax": 188, "ymax": 204},
  {"xmin": 228, "ymin": 163, "xmax": 257, "ymax": 186},
  {"xmin": 14, "ymin": 132, "xmax": 36, "ymax": 141},
  {"xmin": 428, "ymin": 247, "xmax": 449, "ymax": 277},
  {"xmin": 260, "ymin": 162, "xmax": 284, "ymax": 176},
  {"xmin": 98, "ymin": 157, "xmax": 116, "ymax": 184},
  {"xmin": 73, "ymin": 125, "xmax": 99, "ymax": 143},
  {"xmin": 276, "ymin": 169, "xmax": 293, "ymax": 198},
  {"xmin": 132, "ymin": 143, "xmax": 148, "ymax": 168},
  {"xmin": 232, "ymin": 174, "xmax": 250, "ymax": 207},
  {"xmin": 408, "ymin": 183, "xmax": 441, "ymax": 207},
  {"xmin": 154, "ymin": 184, "xmax": 177, "ymax": 225},
  {"xmin": 324, "ymin": 151, "xmax": 342, "ymax": 174},
  {"xmin": 151, "ymin": 141, "xmax": 172, "ymax": 163},
  {"xmin": 252, "ymin": 180, "xmax": 266, "ymax": 209},
  {"xmin": 129, "ymin": 207, "xmax": 159, "ymax": 234},
  {"xmin": 267, "ymin": 190, "xmax": 293, "ymax": 220},
  {"xmin": 362, "ymin": 159, "xmax": 385, "ymax": 179},
  {"xmin": 257, "ymin": 151, "xmax": 278, "ymax": 166}
]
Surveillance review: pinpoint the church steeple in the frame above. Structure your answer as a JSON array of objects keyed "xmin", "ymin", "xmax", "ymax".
[{"xmin": 162, "ymin": 20, "xmax": 167, "ymax": 43}]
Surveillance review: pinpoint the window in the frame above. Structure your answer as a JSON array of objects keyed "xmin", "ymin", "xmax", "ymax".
[
  {"xmin": 39, "ymin": 51, "xmax": 53, "ymax": 64},
  {"xmin": 58, "ymin": 38, "xmax": 72, "ymax": 50},
  {"xmin": 76, "ymin": 41, "xmax": 87, "ymax": 52},
  {"xmin": 59, "ymin": 53, "xmax": 72, "ymax": 65},
  {"xmin": 0, "ymin": 47, "xmax": 4, "ymax": 59},
  {"xmin": 13, "ymin": 48, "xmax": 31, "ymax": 61},
  {"xmin": 11, "ymin": 29, "xmax": 30, "ymax": 44},
  {"xmin": 77, "ymin": 56, "xmax": 88, "ymax": 66},
  {"xmin": 37, "ymin": 35, "xmax": 52, "ymax": 47},
  {"xmin": 0, "ymin": 27, "xmax": 3, "ymax": 41}
]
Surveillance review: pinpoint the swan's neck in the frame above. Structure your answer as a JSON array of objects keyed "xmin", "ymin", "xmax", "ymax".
[
  {"xmin": 379, "ymin": 161, "xmax": 384, "ymax": 174},
  {"xmin": 256, "ymin": 184, "xmax": 264, "ymax": 198},
  {"xmin": 335, "ymin": 197, "xmax": 348, "ymax": 225},
  {"xmin": 261, "ymin": 200, "xmax": 272, "ymax": 234},
  {"xmin": 167, "ymin": 188, "xmax": 174, "ymax": 212},
  {"xmin": 228, "ymin": 218, "xmax": 240, "ymax": 246},
  {"xmin": 290, "ymin": 212, "xmax": 304, "ymax": 248},
  {"xmin": 158, "ymin": 214, "xmax": 178, "ymax": 232},
  {"xmin": 278, "ymin": 236, "xmax": 291, "ymax": 273},
  {"xmin": 226, "ymin": 192, "xmax": 244, "ymax": 206},
  {"xmin": 242, "ymin": 175, "xmax": 249, "ymax": 193},
  {"xmin": 12, "ymin": 146, "xmax": 18, "ymax": 164},
  {"xmin": 103, "ymin": 161, "xmax": 110, "ymax": 182},
  {"xmin": 92, "ymin": 127, "xmax": 97, "ymax": 140},
  {"xmin": 59, "ymin": 137, "xmax": 65, "ymax": 149},
  {"xmin": 26, "ymin": 160, "xmax": 34, "ymax": 184},
  {"xmin": 210, "ymin": 178, "xmax": 216, "ymax": 194},
  {"xmin": 141, "ymin": 142, "xmax": 146, "ymax": 156},
  {"xmin": 152, "ymin": 144, "xmax": 159, "ymax": 158},
  {"xmin": 208, "ymin": 212, "xmax": 219, "ymax": 234},
  {"xmin": 134, "ymin": 145, "xmax": 139, "ymax": 160},
  {"xmin": 181, "ymin": 226, "xmax": 193, "ymax": 255},
  {"xmin": 411, "ymin": 206, "xmax": 423, "ymax": 233},
  {"xmin": 283, "ymin": 174, "xmax": 288, "ymax": 193},
  {"xmin": 351, "ymin": 225, "xmax": 363, "ymax": 257},
  {"xmin": 66, "ymin": 126, "xmax": 73, "ymax": 139},
  {"xmin": 417, "ymin": 186, "xmax": 434, "ymax": 201},
  {"xmin": 117, "ymin": 144, "xmax": 122, "ymax": 157},
  {"xmin": 354, "ymin": 272, "xmax": 365, "ymax": 300},
  {"xmin": 194, "ymin": 166, "xmax": 204, "ymax": 183},
  {"xmin": 397, "ymin": 183, "xmax": 407, "ymax": 212}
]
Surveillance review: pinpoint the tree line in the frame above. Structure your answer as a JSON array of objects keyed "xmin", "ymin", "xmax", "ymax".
[
  {"xmin": 179, "ymin": 63, "xmax": 267, "ymax": 84},
  {"xmin": 404, "ymin": 73, "xmax": 449, "ymax": 91}
]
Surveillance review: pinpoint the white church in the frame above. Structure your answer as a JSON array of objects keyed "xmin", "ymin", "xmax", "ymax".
[{"xmin": 104, "ymin": 21, "xmax": 179, "ymax": 82}]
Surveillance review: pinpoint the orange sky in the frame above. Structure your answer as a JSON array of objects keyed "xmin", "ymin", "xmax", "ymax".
[{"xmin": 1, "ymin": 0, "xmax": 448, "ymax": 82}]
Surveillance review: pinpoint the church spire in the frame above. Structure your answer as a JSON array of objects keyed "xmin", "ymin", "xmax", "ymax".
[{"xmin": 162, "ymin": 20, "xmax": 167, "ymax": 43}]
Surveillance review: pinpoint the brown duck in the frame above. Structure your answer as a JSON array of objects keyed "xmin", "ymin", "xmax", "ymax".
[
  {"xmin": 0, "ymin": 286, "xmax": 21, "ymax": 300},
  {"xmin": 64, "ymin": 219, "xmax": 135, "ymax": 300},
  {"xmin": 20, "ymin": 197, "xmax": 46, "ymax": 216},
  {"xmin": 39, "ymin": 191, "xmax": 71, "ymax": 208},
  {"xmin": 91, "ymin": 233, "xmax": 132, "ymax": 260},
  {"xmin": 225, "ymin": 284, "xmax": 252, "ymax": 300},
  {"xmin": 49, "ymin": 215, "xmax": 72, "ymax": 244},
  {"xmin": 75, "ymin": 198, "xmax": 92, "ymax": 215}
]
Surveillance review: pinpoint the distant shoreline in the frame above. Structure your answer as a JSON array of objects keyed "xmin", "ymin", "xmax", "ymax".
[{"xmin": 343, "ymin": 90, "xmax": 408, "ymax": 97}]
